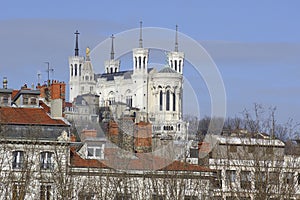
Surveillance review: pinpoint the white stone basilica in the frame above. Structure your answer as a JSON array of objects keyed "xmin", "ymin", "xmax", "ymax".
[{"xmin": 69, "ymin": 24, "xmax": 187, "ymax": 140}]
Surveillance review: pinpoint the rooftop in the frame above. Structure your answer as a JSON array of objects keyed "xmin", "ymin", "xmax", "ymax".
[{"xmin": 0, "ymin": 107, "xmax": 67, "ymax": 126}]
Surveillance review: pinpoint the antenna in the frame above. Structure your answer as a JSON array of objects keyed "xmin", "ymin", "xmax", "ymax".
[
  {"xmin": 45, "ymin": 62, "xmax": 54, "ymax": 86},
  {"xmin": 37, "ymin": 71, "xmax": 41, "ymax": 85}
]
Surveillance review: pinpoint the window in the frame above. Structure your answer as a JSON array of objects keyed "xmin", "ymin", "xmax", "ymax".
[
  {"xmin": 184, "ymin": 195, "xmax": 198, "ymax": 200},
  {"xmin": 240, "ymin": 171, "xmax": 251, "ymax": 189},
  {"xmin": 78, "ymin": 191, "xmax": 95, "ymax": 200},
  {"xmin": 159, "ymin": 91, "xmax": 163, "ymax": 111},
  {"xmin": 266, "ymin": 147, "xmax": 273, "ymax": 154},
  {"xmin": 79, "ymin": 64, "xmax": 81, "ymax": 76},
  {"xmin": 115, "ymin": 193, "xmax": 131, "ymax": 200},
  {"xmin": 12, "ymin": 183, "xmax": 25, "ymax": 200},
  {"xmin": 30, "ymin": 97, "xmax": 37, "ymax": 105},
  {"xmin": 71, "ymin": 65, "xmax": 73, "ymax": 76},
  {"xmin": 1, "ymin": 94, "xmax": 9, "ymax": 104},
  {"xmin": 12, "ymin": 151, "xmax": 24, "ymax": 169},
  {"xmin": 126, "ymin": 96, "xmax": 132, "ymax": 107},
  {"xmin": 152, "ymin": 194, "xmax": 164, "ymax": 200},
  {"xmin": 226, "ymin": 170, "xmax": 236, "ymax": 184},
  {"xmin": 23, "ymin": 97, "xmax": 29, "ymax": 105},
  {"xmin": 75, "ymin": 64, "xmax": 77, "ymax": 76},
  {"xmin": 248, "ymin": 146, "xmax": 255, "ymax": 153},
  {"xmin": 255, "ymin": 171, "xmax": 266, "ymax": 189},
  {"xmin": 138, "ymin": 56, "xmax": 141, "ymax": 69},
  {"xmin": 229, "ymin": 145, "xmax": 237, "ymax": 153},
  {"xmin": 173, "ymin": 93, "xmax": 176, "ymax": 111},
  {"xmin": 40, "ymin": 185, "xmax": 51, "ymax": 200},
  {"xmin": 87, "ymin": 146, "xmax": 104, "ymax": 159},
  {"xmin": 166, "ymin": 90, "xmax": 170, "ymax": 111},
  {"xmin": 40, "ymin": 152, "xmax": 54, "ymax": 170},
  {"xmin": 212, "ymin": 170, "xmax": 222, "ymax": 189},
  {"xmin": 285, "ymin": 172, "xmax": 294, "ymax": 185},
  {"xmin": 269, "ymin": 172, "xmax": 279, "ymax": 185},
  {"xmin": 109, "ymin": 97, "xmax": 115, "ymax": 105}
]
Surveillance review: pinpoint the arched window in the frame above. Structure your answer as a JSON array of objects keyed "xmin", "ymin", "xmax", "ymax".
[
  {"xmin": 115, "ymin": 68, "xmax": 118, "ymax": 72},
  {"xmin": 75, "ymin": 64, "xmax": 77, "ymax": 76},
  {"xmin": 159, "ymin": 91, "xmax": 163, "ymax": 111},
  {"xmin": 79, "ymin": 64, "xmax": 82, "ymax": 76},
  {"xmin": 175, "ymin": 60, "xmax": 177, "ymax": 71},
  {"xmin": 173, "ymin": 93, "xmax": 176, "ymax": 111},
  {"xmin": 179, "ymin": 60, "xmax": 182, "ymax": 73},
  {"xmin": 139, "ymin": 56, "xmax": 142, "ymax": 69},
  {"xmin": 71, "ymin": 64, "xmax": 73, "ymax": 76},
  {"xmin": 143, "ymin": 56, "xmax": 146, "ymax": 68},
  {"xmin": 166, "ymin": 90, "xmax": 170, "ymax": 111},
  {"xmin": 110, "ymin": 68, "xmax": 113, "ymax": 74},
  {"xmin": 135, "ymin": 57, "xmax": 137, "ymax": 69},
  {"xmin": 170, "ymin": 60, "xmax": 173, "ymax": 68}
]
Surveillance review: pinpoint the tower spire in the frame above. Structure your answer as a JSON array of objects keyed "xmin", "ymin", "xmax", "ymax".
[
  {"xmin": 110, "ymin": 34, "xmax": 115, "ymax": 60},
  {"xmin": 74, "ymin": 30, "xmax": 80, "ymax": 56},
  {"xmin": 139, "ymin": 21, "xmax": 143, "ymax": 48},
  {"xmin": 175, "ymin": 25, "xmax": 178, "ymax": 52}
]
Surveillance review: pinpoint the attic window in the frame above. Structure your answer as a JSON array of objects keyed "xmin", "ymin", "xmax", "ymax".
[
  {"xmin": 30, "ymin": 97, "xmax": 37, "ymax": 105},
  {"xmin": 87, "ymin": 146, "xmax": 104, "ymax": 159},
  {"xmin": 23, "ymin": 97, "xmax": 29, "ymax": 105},
  {"xmin": 1, "ymin": 95, "xmax": 9, "ymax": 104}
]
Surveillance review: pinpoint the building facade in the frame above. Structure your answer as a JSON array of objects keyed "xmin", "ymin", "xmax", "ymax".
[{"xmin": 68, "ymin": 24, "xmax": 187, "ymax": 140}]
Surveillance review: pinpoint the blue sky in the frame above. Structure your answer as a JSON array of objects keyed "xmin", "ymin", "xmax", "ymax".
[{"xmin": 0, "ymin": 0, "xmax": 299, "ymax": 123}]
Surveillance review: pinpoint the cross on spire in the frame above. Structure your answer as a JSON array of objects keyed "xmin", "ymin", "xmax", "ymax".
[
  {"xmin": 110, "ymin": 34, "xmax": 115, "ymax": 60},
  {"xmin": 175, "ymin": 25, "xmax": 179, "ymax": 52},
  {"xmin": 74, "ymin": 30, "xmax": 80, "ymax": 56},
  {"xmin": 139, "ymin": 21, "xmax": 143, "ymax": 48}
]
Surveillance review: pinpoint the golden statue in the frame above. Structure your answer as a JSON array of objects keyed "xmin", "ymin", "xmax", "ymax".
[{"xmin": 86, "ymin": 47, "xmax": 90, "ymax": 57}]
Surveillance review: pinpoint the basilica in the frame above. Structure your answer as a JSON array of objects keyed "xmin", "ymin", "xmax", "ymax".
[{"xmin": 68, "ymin": 23, "xmax": 187, "ymax": 140}]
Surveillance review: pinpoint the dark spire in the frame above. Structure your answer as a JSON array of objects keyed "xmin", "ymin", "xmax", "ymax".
[
  {"xmin": 110, "ymin": 34, "xmax": 115, "ymax": 60},
  {"xmin": 175, "ymin": 25, "xmax": 178, "ymax": 52},
  {"xmin": 139, "ymin": 21, "xmax": 143, "ymax": 48},
  {"xmin": 74, "ymin": 30, "xmax": 80, "ymax": 56}
]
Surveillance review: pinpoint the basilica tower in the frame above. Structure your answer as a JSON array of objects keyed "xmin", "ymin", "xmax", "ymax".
[
  {"xmin": 104, "ymin": 34, "xmax": 120, "ymax": 74},
  {"xmin": 69, "ymin": 30, "xmax": 85, "ymax": 102},
  {"xmin": 167, "ymin": 25, "xmax": 184, "ymax": 74},
  {"xmin": 132, "ymin": 22, "xmax": 149, "ymax": 121}
]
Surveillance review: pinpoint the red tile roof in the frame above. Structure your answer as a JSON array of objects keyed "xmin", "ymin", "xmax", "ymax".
[
  {"xmin": 70, "ymin": 147, "xmax": 211, "ymax": 172},
  {"xmin": 0, "ymin": 107, "xmax": 67, "ymax": 126},
  {"xmin": 70, "ymin": 148, "xmax": 109, "ymax": 168}
]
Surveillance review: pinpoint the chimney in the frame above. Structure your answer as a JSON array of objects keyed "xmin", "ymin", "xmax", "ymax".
[
  {"xmin": 3, "ymin": 77, "xmax": 7, "ymax": 89},
  {"xmin": 51, "ymin": 99, "xmax": 63, "ymax": 118}
]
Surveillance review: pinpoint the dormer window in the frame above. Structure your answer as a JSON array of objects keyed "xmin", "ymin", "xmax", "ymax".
[
  {"xmin": 30, "ymin": 97, "xmax": 37, "ymax": 105},
  {"xmin": 87, "ymin": 145, "xmax": 104, "ymax": 159},
  {"xmin": 23, "ymin": 97, "xmax": 29, "ymax": 105},
  {"xmin": 2, "ymin": 94, "xmax": 9, "ymax": 104}
]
